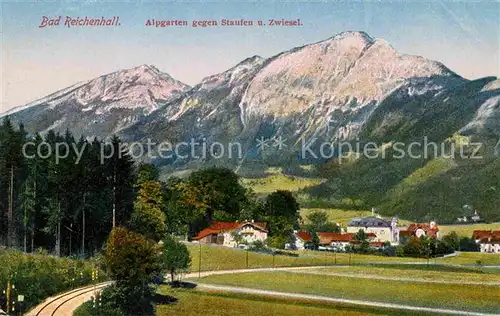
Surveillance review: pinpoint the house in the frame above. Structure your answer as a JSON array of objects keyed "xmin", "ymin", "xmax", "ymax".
[
  {"xmin": 290, "ymin": 230, "xmax": 313, "ymax": 250},
  {"xmin": 317, "ymin": 232, "xmax": 355, "ymax": 251},
  {"xmin": 472, "ymin": 230, "xmax": 500, "ymax": 253},
  {"xmin": 457, "ymin": 210, "xmax": 482, "ymax": 223},
  {"xmin": 346, "ymin": 216, "xmax": 399, "ymax": 244},
  {"xmin": 192, "ymin": 221, "xmax": 268, "ymax": 248},
  {"xmin": 399, "ymin": 221, "xmax": 439, "ymax": 243},
  {"xmin": 317, "ymin": 232, "xmax": 380, "ymax": 251}
]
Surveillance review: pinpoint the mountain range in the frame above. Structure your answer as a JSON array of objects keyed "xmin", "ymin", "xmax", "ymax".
[{"xmin": 2, "ymin": 31, "xmax": 499, "ymax": 222}]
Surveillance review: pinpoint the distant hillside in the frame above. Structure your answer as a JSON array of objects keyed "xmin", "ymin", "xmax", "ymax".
[{"xmin": 3, "ymin": 31, "xmax": 499, "ymax": 222}]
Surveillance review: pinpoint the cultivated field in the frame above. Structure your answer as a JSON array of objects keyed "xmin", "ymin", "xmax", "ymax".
[{"xmin": 198, "ymin": 270, "xmax": 500, "ymax": 313}]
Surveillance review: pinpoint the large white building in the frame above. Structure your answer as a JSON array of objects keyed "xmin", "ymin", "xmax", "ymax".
[{"xmin": 347, "ymin": 216, "xmax": 399, "ymax": 244}]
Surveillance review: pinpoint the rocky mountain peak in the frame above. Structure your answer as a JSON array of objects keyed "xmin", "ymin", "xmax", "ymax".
[{"xmin": 330, "ymin": 31, "xmax": 375, "ymax": 47}]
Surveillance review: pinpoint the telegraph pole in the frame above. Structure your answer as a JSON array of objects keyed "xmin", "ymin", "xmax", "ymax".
[
  {"xmin": 198, "ymin": 243, "xmax": 202, "ymax": 279},
  {"xmin": 246, "ymin": 249, "xmax": 249, "ymax": 268},
  {"xmin": 82, "ymin": 194, "xmax": 86, "ymax": 258},
  {"xmin": 112, "ymin": 170, "xmax": 116, "ymax": 228},
  {"xmin": 7, "ymin": 166, "xmax": 13, "ymax": 248}
]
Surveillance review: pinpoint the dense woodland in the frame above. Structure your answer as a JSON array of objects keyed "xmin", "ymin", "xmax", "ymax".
[
  {"xmin": 0, "ymin": 117, "xmax": 135, "ymax": 256},
  {"xmin": 0, "ymin": 117, "xmax": 300, "ymax": 257}
]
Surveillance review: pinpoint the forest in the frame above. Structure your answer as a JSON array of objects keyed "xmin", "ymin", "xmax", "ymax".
[{"xmin": 0, "ymin": 116, "xmax": 300, "ymax": 257}]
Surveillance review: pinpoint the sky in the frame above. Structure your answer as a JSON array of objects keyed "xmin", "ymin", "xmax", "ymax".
[{"xmin": 1, "ymin": 0, "xmax": 499, "ymax": 113}]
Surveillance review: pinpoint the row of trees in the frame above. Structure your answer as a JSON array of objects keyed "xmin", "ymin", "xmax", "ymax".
[
  {"xmin": 131, "ymin": 165, "xmax": 301, "ymax": 247},
  {"xmin": 0, "ymin": 117, "xmax": 136, "ymax": 256},
  {"xmin": 396, "ymin": 231, "xmax": 479, "ymax": 258}
]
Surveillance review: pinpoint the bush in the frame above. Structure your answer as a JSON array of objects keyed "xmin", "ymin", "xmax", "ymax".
[
  {"xmin": 0, "ymin": 248, "xmax": 106, "ymax": 312},
  {"xmin": 266, "ymin": 236, "xmax": 288, "ymax": 249}
]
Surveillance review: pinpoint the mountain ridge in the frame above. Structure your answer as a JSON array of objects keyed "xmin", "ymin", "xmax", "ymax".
[{"xmin": 2, "ymin": 30, "xmax": 499, "ymax": 221}]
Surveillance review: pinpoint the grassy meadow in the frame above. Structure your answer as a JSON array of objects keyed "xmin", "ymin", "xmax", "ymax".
[
  {"xmin": 185, "ymin": 243, "xmax": 429, "ymax": 272},
  {"xmin": 439, "ymin": 223, "xmax": 500, "ymax": 237},
  {"xmin": 294, "ymin": 265, "xmax": 500, "ymax": 283},
  {"xmin": 199, "ymin": 271, "xmax": 500, "ymax": 313},
  {"xmin": 435, "ymin": 251, "xmax": 500, "ymax": 265},
  {"xmin": 241, "ymin": 173, "xmax": 324, "ymax": 195},
  {"xmin": 156, "ymin": 287, "xmax": 434, "ymax": 316},
  {"xmin": 185, "ymin": 243, "xmax": 500, "ymax": 273}
]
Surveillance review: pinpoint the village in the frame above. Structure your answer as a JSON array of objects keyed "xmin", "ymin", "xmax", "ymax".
[{"xmin": 191, "ymin": 208, "xmax": 500, "ymax": 254}]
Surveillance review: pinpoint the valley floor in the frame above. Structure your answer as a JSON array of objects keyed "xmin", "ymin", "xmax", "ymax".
[
  {"xmin": 158, "ymin": 263, "xmax": 500, "ymax": 316},
  {"xmin": 156, "ymin": 287, "xmax": 435, "ymax": 316}
]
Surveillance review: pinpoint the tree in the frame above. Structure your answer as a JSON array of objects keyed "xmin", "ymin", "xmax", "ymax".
[
  {"xmin": 105, "ymin": 227, "xmax": 162, "ymax": 315},
  {"xmin": 402, "ymin": 237, "xmax": 422, "ymax": 258},
  {"xmin": 305, "ymin": 211, "xmax": 340, "ymax": 233},
  {"xmin": 262, "ymin": 190, "xmax": 300, "ymax": 237},
  {"xmin": 311, "ymin": 231, "xmax": 320, "ymax": 250},
  {"xmin": 355, "ymin": 229, "xmax": 367, "ymax": 242},
  {"xmin": 186, "ymin": 167, "xmax": 247, "ymax": 222},
  {"xmin": 105, "ymin": 227, "xmax": 162, "ymax": 283},
  {"xmin": 459, "ymin": 237, "xmax": 480, "ymax": 252},
  {"xmin": 129, "ymin": 180, "xmax": 167, "ymax": 242},
  {"xmin": 441, "ymin": 231, "xmax": 460, "ymax": 251},
  {"xmin": 161, "ymin": 235, "xmax": 191, "ymax": 284},
  {"xmin": 355, "ymin": 229, "xmax": 370, "ymax": 253},
  {"xmin": 0, "ymin": 117, "xmax": 25, "ymax": 248},
  {"xmin": 231, "ymin": 230, "xmax": 246, "ymax": 248},
  {"xmin": 136, "ymin": 163, "xmax": 159, "ymax": 185}
]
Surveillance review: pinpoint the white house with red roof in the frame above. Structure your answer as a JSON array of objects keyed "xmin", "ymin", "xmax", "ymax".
[
  {"xmin": 472, "ymin": 230, "xmax": 500, "ymax": 253},
  {"xmin": 318, "ymin": 232, "xmax": 356, "ymax": 251},
  {"xmin": 292, "ymin": 230, "xmax": 313, "ymax": 250},
  {"xmin": 192, "ymin": 221, "xmax": 268, "ymax": 248},
  {"xmin": 400, "ymin": 221, "xmax": 439, "ymax": 240}
]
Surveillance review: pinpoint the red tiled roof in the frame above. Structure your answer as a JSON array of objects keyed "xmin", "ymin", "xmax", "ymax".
[
  {"xmin": 192, "ymin": 221, "xmax": 268, "ymax": 240},
  {"xmin": 475, "ymin": 231, "xmax": 500, "ymax": 244},
  {"xmin": 473, "ymin": 230, "xmax": 493, "ymax": 240},
  {"xmin": 295, "ymin": 231, "xmax": 313, "ymax": 242},
  {"xmin": 406, "ymin": 223, "xmax": 439, "ymax": 237},
  {"xmin": 318, "ymin": 232, "xmax": 354, "ymax": 244},
  {"xmin": 366, "ymin": 233, "xmax": 377, "ymax": 238},
  {"xmin": 370, "ymin": 242, "xmax": 386, "ymax": 247},
  {"xmin": 208, "ymin": 221, "xmax": 241, "ymax": 230},
  {"xmin": 399, "ymin": 230, "xmax": 413, "ymax": 237},
  {"xmin": 192, "ymin": 229, "xmax": 219, "ymax": 240}
]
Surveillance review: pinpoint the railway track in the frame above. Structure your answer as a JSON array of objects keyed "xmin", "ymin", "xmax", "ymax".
[{"xmin": 27, "ymin": 282, "xmax": 112, "ymax": 316}]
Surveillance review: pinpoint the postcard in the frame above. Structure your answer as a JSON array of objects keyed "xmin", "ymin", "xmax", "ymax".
[{"xmin": 1, "ymin": 1, "xmax": 499, "ymax": 315}]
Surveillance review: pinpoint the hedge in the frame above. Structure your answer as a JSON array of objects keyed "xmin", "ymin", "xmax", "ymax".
[{"xmin": 0, "ymin": 248, "xmax": 106, "ymax": 313}]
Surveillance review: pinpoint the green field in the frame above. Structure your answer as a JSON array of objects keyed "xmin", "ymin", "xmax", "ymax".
[
  {"xmin": 156, "ymin": 287, "xmax": 433, "ymax": 316},
  {"xmin": 241, "ymin": 173, "xmax": 324, "ymax": 195},
  {"xmin": 199, "ymin": 271, "xmax": 500, "ymax": 313},
  {"xmin": 186, "ymin": 243, "xmax": 425, "ymax": 272},
  {"xmin": 439, "ymin": 223, "xmax": 500, "ymax": 237},
  {"xmin": 434, "ymin": 252, "xmax": 500, "ymax": 265},
  {"xmin": 186, "ymin": 243, "xmax": 500, "ymax": 272},
  {"xmin": 300, "ymin": 208, "xmax": 373, "ymax": 226},
  {"xmin": 296, "ymin": 265, "xmax": 500, "ymax": 283}
]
